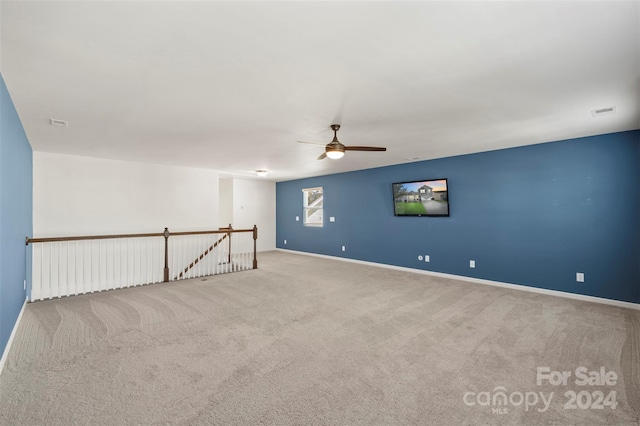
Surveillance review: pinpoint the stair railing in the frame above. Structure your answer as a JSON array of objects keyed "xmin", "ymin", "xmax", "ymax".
[{"xmin": 25, "ymin": 224, "xmax": 258, "ymax": 301}]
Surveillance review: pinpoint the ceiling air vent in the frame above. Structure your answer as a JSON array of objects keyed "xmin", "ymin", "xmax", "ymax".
[
  {"xmin": 50, "ymin": 118, "xmax": 69, "ymax": 127},
  {"xmin": 591, "ymin": 106, "xmax": 616, "ymax": 117}
]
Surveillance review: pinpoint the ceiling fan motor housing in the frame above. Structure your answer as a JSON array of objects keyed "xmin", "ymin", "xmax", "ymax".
[{"xmin": 326, "ymin": 140, "xmax": 346, "ymax": 153}]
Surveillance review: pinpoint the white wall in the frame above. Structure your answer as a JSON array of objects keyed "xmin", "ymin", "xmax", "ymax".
[
  {"xmin": 231, "ymin": 178, "xmax": 276, "ymax": 252},
  {"xmin": 34, "ymin": 152, "xmax": 219, "ymax": 236},
  {"xmin": 219, "ymin": 178, "xmax": 233, "ymax": 228}
]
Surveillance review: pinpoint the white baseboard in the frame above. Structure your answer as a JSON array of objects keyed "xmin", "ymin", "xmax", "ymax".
[
  {"xmin": 0, "ymin": 298, "xmax": 27, "ymax": 376},
  {"xmin": 276, "ymin": 249, "xmax": 640, "ymax": 311}
]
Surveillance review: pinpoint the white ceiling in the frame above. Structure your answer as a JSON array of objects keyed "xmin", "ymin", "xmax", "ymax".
[{"xmin": 1, "ymin": 1, "xmax": 639, "ymax": 181}]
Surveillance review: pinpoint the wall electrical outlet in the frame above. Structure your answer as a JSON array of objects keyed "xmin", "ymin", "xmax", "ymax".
[
  {"xmin": 576, "ymin": 272, "xmax": 584, "ymax": 283},
  {"xmin": 341, "ymin": 245, "xmax": 346, "ymax": 252},
  {"xmin": 284, "ymin": 239, "xmax": 287, "ymax": 245},
  {"xmin": 330, "ymin": 217, "xmax": 335, "ymax": 222},
  {"xmin": 470, "ymin": 260, "xmax": 476, "ymax": 268},
  {"xmin": 295, "ymin": 216, "xmax": 299, "ymax": 221},
  {"xmin": 424, "ymin": 255, "xmax": 430, "ymax": 262}
]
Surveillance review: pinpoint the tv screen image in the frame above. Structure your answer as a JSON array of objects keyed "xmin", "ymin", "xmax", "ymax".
[{"xmin": 392, "ymin": 179, "xmax": 449, "ymax": 217}]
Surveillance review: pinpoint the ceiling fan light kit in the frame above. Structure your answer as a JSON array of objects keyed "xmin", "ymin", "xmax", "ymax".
[{"xmin": 326, "ymin": 150, "xmax": 345, "ymax": 160}]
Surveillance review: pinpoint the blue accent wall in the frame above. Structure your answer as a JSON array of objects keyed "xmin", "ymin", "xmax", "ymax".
[
  {"xmin": 277, "ymin": 130, "xmax": 640, "ymax": 304},
  {"xmin": 0, "ymin": 73, "xmax": 33, "ymax": 360}
]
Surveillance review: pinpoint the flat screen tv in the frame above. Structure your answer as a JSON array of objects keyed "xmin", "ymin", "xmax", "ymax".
[{"xmin": 392, "ymin": 178, "xmax": 449, "ymax": 217}]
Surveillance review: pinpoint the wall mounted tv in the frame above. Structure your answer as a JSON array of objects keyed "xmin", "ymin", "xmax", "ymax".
[{"xmin": 392, "ymin": 178, "xmax": 449, "ymax": 217}]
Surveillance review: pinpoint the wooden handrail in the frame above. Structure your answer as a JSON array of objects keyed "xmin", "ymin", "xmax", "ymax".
[
  {"xmin": 26, "ymin": 228, "xmax": 255, "ymax": 245},
  {"xmin": 170, "ymin": 229, "xmax": 252, "ymax": 237},
  {"xmin": 26, "ymin": 232, "xmax": 164, "ymax": 245}
]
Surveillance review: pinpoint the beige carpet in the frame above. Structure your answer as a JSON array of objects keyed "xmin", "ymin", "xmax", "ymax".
[{"xmin": 1, "ymin": 251, "xmax": 638, "ymax": 425}]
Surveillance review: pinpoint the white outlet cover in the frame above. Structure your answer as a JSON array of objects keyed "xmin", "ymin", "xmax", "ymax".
[
  {"xmin": 284, "ymin": 240, "xmax": 287, "ymax": 244},
  {"xmin": 295, "ymin": 216, "xmax": 299, "ymax": 221},
  {"xmin": 470, "ymin": 260, "xmax": 475, "ymax": 268},
  {"xmin": 341, "ymin": 246, "xmax": 346, "ymax": 251},
  {"xmin": 576, "ymin": 272, "xmax": 584, "ymax": 282},
  {"xmin": 418, "ymin": 255, "xmax": 423, "ymax": 261},
  {"xmin": 330, "ymin": 217, "xmax": 335, "ymax": 222},
  {"xmin": 425, "ymin": 255, "xmax": 430, "ymax": 262}
]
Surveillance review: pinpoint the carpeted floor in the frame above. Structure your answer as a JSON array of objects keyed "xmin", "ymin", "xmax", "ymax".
[{"xmin": 1, "ymin": 251, "xmax": 638, "ymax": 425}]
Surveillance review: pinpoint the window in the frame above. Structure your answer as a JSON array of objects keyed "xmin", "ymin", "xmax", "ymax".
[{"xmin": 302, "ymin": 187, "xmax": 323, "ymax": 227}]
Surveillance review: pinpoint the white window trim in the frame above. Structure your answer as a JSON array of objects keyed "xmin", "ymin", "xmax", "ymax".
[{"xmin": 302, "ymin": 187, "xmax": 323, "ymax": 227}]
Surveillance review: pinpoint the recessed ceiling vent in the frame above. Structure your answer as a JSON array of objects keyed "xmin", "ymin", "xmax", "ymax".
[
  {"xmin": 591, "ymin": 106, "xmax": 616, "ymax": 117},
  {"xmin": 50, "ymin": 118, "xmax": 69, "ymax": 127}
]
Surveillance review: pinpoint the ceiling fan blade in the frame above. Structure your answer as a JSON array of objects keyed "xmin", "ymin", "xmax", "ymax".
[
  {"xmin": 344, "ymin": 146, "xmax": 387, "ymax": 152},
  {"xmin": 297, "ymin": 140, "xmax": 326, "ymax": 146},
  {"xmin": 317, "ymin": 152, "xmax": 327, "ymax": 160}
]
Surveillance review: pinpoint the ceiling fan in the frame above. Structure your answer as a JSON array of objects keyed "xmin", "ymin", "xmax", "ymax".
[{"xmin": 298, "ymin": 124, "xmax": 387, "ymax": 160}]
